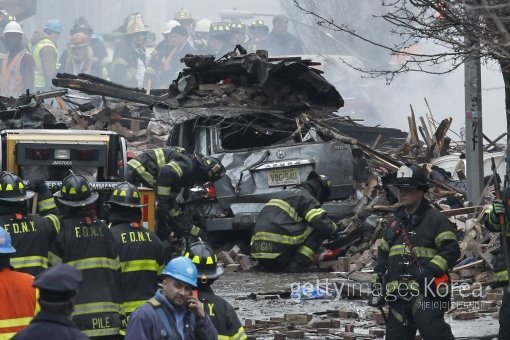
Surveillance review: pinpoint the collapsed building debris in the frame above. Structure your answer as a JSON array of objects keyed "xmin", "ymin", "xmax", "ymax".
[{"xmin": 3, "ymin": 52, "xmax": 508, "ymax": 335}]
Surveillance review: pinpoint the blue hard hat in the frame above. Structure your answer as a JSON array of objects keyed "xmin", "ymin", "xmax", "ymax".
[
  {"xmin": 162, "ymin": 256, "xmax": 198, "ymax": 288},
  {"xmin": 0, "ymin": 226, "xmax": 16, "ymax": 254},
  {"xmin": 44, "ymin": 19, "xmax": 63, "ymax": 33}
]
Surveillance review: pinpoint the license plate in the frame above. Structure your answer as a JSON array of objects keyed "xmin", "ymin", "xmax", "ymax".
[{"xmin": 267, "ymin": 168, "xmax": 300, "ymax": 186}]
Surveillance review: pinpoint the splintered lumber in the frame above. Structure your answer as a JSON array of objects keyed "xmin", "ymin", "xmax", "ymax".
[
  {"xmin": 313, "ymin": 121, "xmax": 400, "ymax": 170},
  {"xmin": 423, "ymin": 117, "xmax": 452, "ymax": 162},
  {"xmin": 53, "ymin": 75, "xmax": 168, "ymax": 106},
  {"xmin": 440, "ymin": 206, "xmax": 483, "ymax": 217}
]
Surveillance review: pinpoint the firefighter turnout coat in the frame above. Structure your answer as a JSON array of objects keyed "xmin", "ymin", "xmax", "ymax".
[
  {"xmin": 483, "ymin": 190, "xmax": 510, "ymax": 287},
  {"xmin": 0, "ymin": 191, "xmax": 60, "ymax": 276},
  {"xmin": 127, "ymin": 147, "xmax": 202, "ymax": 238},
  {"xmin": 56, "ymin": 211, "xmax": 122, "ymax": 337},
  {"xmin": 373, "ymin": 199, "xmax": 460, "ymax": 297},
  {"xmin": 199, "ymin": 286, "xmax": 247, "ymax": 340},
  {"xmin": 250, "ymin": 187, "xmax": 337, "ymax": 263},
  {"xmin": 109, "ymin": 210, "xmax": 164, "ymax": 317}
]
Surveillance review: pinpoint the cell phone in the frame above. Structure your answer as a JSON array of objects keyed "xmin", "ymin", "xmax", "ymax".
[{"xmin": 192, "ymin": 290, "xmax": 198, "ymax": 299}]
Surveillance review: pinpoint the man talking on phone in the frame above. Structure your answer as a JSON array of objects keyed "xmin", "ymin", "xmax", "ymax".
[{"xmin": 125, "ymin": 256, "xmax": 217, "ymax": 340}]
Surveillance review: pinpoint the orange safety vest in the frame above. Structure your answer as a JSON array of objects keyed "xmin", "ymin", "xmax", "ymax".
[
  {"xmin": 0, "ymin": 49, "xmax": 29, "ymax": 98},
  {"xmin": 0, "ymin": 267, "xmax": 39, "ymax": 339}
]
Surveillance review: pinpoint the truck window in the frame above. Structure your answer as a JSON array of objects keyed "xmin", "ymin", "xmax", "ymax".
[{"xmin": 20, "ymin": 165, "xmax": 98, "ymax": 182}]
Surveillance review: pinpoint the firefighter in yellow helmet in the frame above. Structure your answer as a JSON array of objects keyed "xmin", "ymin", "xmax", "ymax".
[
  {"xmin": 53, "ymin": 173, "xmax": 122, "ymax": 337},
  {"xmin": 106, "ymin": 182, "xmax": 164, "ymax": 325},
  {"xmin": 184, "ymin": 240, "xmax": 247, "ymax": 340},
  {"xmin": 0, "ymin": 172, "xmax": 60, "ymax": 276}
]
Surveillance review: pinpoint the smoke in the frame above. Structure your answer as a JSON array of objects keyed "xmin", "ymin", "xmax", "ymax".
[
  {"xmin": 17, "ymin": 0, "xmax": 506, "ymax": 141},
  {"xmin": 281, "ymin": 0, "xmax": 506, "ymax": 141}
]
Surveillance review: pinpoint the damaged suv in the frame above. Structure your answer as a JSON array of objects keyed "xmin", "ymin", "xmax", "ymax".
[{"xmin": 156, "ymin": 52, "xmax": 358, "ymax": 233}]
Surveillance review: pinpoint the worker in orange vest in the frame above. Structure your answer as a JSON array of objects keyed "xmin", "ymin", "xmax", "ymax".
[
  {"xmin": 0, "ymin": 226, "xmax": 39, "ymax": 339},
  {"xmin": 0, "ymin": 21, "xmax": 34, "ymax": 97}
]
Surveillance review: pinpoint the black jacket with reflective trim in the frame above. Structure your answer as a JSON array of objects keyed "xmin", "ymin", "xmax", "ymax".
[
  {"xmin": 13, "ymin": 310, "xmax": 89, "ymax": 340},
  {"xmin": 374, "ymin": 199, "xmax": 460, "ymax": 284},
  {"xmin": 126, "ymin": 147, "xmax": 195, "ymax": 200},
  {"xmin": 483, "ymin": 187, "xmax": 510, "ymax": 283},
  {"xmin": 56, "ymin": 211, "xmax": 122, "ymax": 336},
  {"xmin": 251, "ymin": 187, "xmax": 336, "ymax": 248},
  {"xmin": 198, "ymin": 286, "xmax": 246, "ymax": 340},
  {"xmin": 0, "ymin": 212, "xmax": 59, "ymax": 276},
  {"xmin": 110, "ymin": 217, "xmax": 164, "ymax": 315}
]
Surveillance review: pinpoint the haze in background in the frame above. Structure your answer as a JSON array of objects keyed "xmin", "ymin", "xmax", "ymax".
[{"xmin": 19, "ymin": 0, "xmax": 505, "ymax": 140}]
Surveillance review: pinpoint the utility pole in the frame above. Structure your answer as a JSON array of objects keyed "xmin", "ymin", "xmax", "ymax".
[{"xmin": 464, "ymin": 48, "xmax": 484, "ymax": 204}]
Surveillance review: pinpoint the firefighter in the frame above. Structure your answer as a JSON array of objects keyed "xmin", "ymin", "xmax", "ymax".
[
  {"xmin": 372, "ymin": 164, "xmax": 459, "ymax": 340},
  {"xmin": 126, "ymin": 148, "xmax": 225, "ymax": 245},
  {"xmin": 13, "ymin": 264, "xmax": 88, "ymax": 340},
  {"xmin": 184, "ymin": 240, "xmax": 247, "ymax": 340},
  {"xmin": 54, "ymin": 173, "xmax": 122, "ymax": 338},
  {"xmin": 125, "ymin": 256, "xmax": 217, "ymax": 340},
  {"xmin": 0, "ymin": 172, "xmax": 61, "ymax": 276},
  {"xmin": 110, "ymin": 13, "xmax": 148, "ymax": 88},
  {"xmin": 0, "ymin": 226, "xmax": 38, "ymax": 338},
  {"xmin": 250, "ymin": 171, "xmax": 339, "ymax": 272},
  {"xmin": 106, "ymin": 182, "xmax": 164, "ymax": 322},
  {"xmin": 483, "ymin": 194, "xmax": 510, "ymax": 339}
]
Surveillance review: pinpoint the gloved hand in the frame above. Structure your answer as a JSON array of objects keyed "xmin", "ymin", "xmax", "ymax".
[
  {"xmin": 493, "ymin": 199, "xmax": 505, "ymax": 215},
  {"xmin": 328, "ymin": 230, "xmax": 345, "ymax": 242},
  {"xmin": 368, "ymin": 272, "xmax": 386, "ymax": 307},
  {"xmin": 417, "ymin": 266, "xmax": 437, "ymax": 287},
  {"xmin": 29, "ymin": 178, "xmax": 47, "ymax": 195}
]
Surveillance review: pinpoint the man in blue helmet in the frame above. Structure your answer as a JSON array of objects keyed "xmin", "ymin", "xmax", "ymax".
[
  {"xmin": 30, "ymin": 19, "xmax": 62, "ymax": 91},
  {"xmin": 126, "ymin": 256, "xmax": 217, "ymax": 340}
]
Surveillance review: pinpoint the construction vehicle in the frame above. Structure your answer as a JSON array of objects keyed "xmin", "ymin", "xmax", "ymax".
[{"xmin": 0, "ymin": 129, "xmax": 155, "ymax": 229}]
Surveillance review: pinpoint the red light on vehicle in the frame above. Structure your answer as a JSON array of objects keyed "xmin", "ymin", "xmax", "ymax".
[
  {"xmin": 30, "ymin": 149, "xmax": 49, "ymax": 160},
  {"xmin": 206, "ymin": 183, "xmax": 217, "ymax": 199},
  {"xmin": 77, "ymin": 149, "xmax": 94, "ymax": 161}
]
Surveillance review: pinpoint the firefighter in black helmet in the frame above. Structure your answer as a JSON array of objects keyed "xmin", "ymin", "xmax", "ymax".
[
  {"xmin": 126, "ymin": 148, "xmax": 226, "ymax": 250},
  {"xmin": 0, "ymin": 171, "xmax": 60, "ymax": 276},
  {"xmin": 53, "ymin": 173, "xmax": 122, "ymax": 338},
  {"xmin": 373, "ymin": 164, "xmax": 459, "ymax": 340},
  {"xmin": 106, "ymin": 182, "xmax": 164, "ymax": 327},
  {"xmin": 250, "ymin": 171, "xmax": 339, "ymax": 272},
  {"xmin": 184, "ymin": 240, "xmax": 247, "ymax": 340}
]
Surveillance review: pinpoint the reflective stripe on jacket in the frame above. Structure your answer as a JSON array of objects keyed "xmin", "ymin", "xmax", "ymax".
[
  {"xmin": 1, "ymin": 49, "xmax": 28, "ymax": 97},
  {"xmin": 0, "ymin": 268, "xmax": 39, "ymax": 339},
  {"xmin": 0, "ymin": 213, "xmax": 60, "ymax": 276},
  {"xmin": 110, "ymin": 221, "xmax": 164, "ymax": 316},
  {"xmin": 250, "ymin": 187, "xmax": 337, "ymax": 259},
  {"xmin": 56, "ymin": 212, "xmax": 122, "ymax": 337},
  {"xmin": 374, "ymin": 199, "xmax": 460, "ymax": 295},
  {"xmin": 32, "ymin": 38, "xmax": 57, "ymax": 88},
  {"xmin": 199, "ymin": 288, "xmax": 247, "ymax": 340}
]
